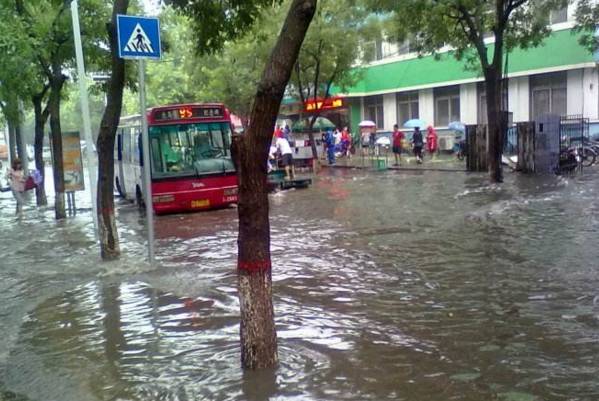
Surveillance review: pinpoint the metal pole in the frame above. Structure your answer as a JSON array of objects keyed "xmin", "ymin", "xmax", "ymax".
[
  {"xmin": 139, "ymin": 59, "xmax": 155, "ymax": 264},
  {"xmin": 71, "ymin": 0, "xmax": 99, "ymax": 239}
]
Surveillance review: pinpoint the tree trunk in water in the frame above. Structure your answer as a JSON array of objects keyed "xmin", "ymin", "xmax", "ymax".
[
  {"xmin": 96, "ymin": 0, "xmax": 129, "ymax": 260},
  {"xmin": 15, "ymin": 122, "xmax": 29, "ymax": 173},
  {"xmin": 32, "ymin": 93, "xmax": 49, "ymax": 206},
  {"xmin": 233, "ymin": 0, "xmax": 317, "ymax": 370},
  {"xmin": 49, "ymin": 78, "xmax": 66, "ymax": 219},
  {"xmin": 485, "ymin": 67, "xmax": 504, "ymax": 183}
]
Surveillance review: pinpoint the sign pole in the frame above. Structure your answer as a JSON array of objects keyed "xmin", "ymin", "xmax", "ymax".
[
  {"xmin": 71, "ymin": 0, "xmax": 99, "ymax": 239},
  {"xmin": 139, "ymin": 59, "xmax": 155, "ymax": 264}
]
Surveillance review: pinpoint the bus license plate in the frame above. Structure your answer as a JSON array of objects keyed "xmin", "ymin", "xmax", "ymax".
[{"xmin": 191, "ymin": 199, "xmax": 210, "ymax": 208}]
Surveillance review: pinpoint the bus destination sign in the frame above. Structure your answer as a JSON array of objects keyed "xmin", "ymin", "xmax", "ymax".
[{"xmin": 153, "ymin": 106, "xmax": 224, "ymax": 122}]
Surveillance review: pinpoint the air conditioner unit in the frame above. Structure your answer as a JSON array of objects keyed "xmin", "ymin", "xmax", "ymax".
[{"xmin": 439, "ymin": 136, "xmax": 454, "ymax": 151}]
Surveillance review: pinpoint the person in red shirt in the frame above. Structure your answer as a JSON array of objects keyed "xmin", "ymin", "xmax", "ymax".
[
  {"xmin": 426, "ymin": 125, "xmax": 438, "ymax": 158},
  {"xmin": 392, "ymin": 124, "xmax": 405, "ymax": 166},
  {"xmin": 341, "ymin": 126, "xmax": 351, "ymax": 158},
  {"xmin": 273, "ymin": 125, "xmax": 283, "ymax": 139}
]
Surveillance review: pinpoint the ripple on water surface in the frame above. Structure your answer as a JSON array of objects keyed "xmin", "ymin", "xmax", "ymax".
[{"xmin": 1, "ymin": 169, "xmax": 599, "ymax": 400}]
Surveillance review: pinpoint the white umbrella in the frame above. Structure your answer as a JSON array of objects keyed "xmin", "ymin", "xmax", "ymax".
[
  {"xmin": 376, "ymin": 136, "xmax": 390, "ymax": 146},
  {"xmin": 358, "ymin": 120, "xmax": 376, "ymax": 127}
]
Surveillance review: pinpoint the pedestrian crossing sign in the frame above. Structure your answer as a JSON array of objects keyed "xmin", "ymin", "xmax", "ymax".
[{"xmin": 117, "ymin": 15, "xmax": 161, "ymax": 60}]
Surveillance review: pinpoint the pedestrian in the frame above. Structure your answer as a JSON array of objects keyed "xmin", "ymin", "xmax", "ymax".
[
  {"xmin": 325, "ymin": 128, "xmax": 336, "ymax": 165},
  {"xmin": 392, "ymin": 124, "xmax": 405, "ymax": 166},
  {"xmin": 276, "ymin": 135, "xmax": 295, "ymax": 180},
  {"xmin": 412, "ymin": 127, "xmax": 424, "ymax": 164},
  {"xmin": 361, "ymin": 129, "xmax": 370, "ymax": 157},
  {"xmin": 274, "ymin": 125, "xmax": 283, "ymax": 139},
  {"xmin": 7, "ymin": 158, "xmax": 26, "ymax": 215},
  {"xmin": 426, "ymin": 125, "xmax": 438, "ymax": 157},
  {"xmin": 334, "ymin": 127, "xmax": 342, "ymax": 146},
  {"xmin": 283, "ymin": 124, "xmax": 291, "ymax": 140},
  {"xmin": 341, "ymin": 127, "xmax": 351, "ymax": 158}
]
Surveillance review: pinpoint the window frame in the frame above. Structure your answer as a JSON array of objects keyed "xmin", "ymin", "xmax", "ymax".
[{"xmin": 434, "ymin": 86, "xmax": 461, "ymax": 127}]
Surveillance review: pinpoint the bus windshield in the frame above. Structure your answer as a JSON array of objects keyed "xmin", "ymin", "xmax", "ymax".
[{"xmin": 149, "ymin": 122, "xmax": 235, "ymax": 178}]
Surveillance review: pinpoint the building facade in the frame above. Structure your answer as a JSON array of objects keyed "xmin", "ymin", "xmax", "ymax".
[{"xmin": 341, "ymin": 6, "xmax": 599, "ymax": 141}]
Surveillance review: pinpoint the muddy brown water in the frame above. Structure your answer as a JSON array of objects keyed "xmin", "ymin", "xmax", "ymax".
[{"xmin": 1, "ymin": 168, "xmax": 598, "ymax": 401}]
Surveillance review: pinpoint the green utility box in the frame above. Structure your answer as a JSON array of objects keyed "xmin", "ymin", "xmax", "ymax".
[{"xmin": 373, "ymin": 158, "xmax": 387, "ymax": 171}]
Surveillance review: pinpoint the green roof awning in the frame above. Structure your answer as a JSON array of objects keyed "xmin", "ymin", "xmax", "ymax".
[{"xmin": 339, "ymin": 28, "xmax": 595, "ymax": 96}]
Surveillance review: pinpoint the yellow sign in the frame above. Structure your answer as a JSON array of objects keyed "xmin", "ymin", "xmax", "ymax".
[{"xmin": 191, "ymin": 199, "xmax": 210, "ymax": 208}]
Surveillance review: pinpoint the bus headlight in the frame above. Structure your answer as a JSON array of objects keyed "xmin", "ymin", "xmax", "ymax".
[
  {"xmin": 223, "ymin": 187, "xmax": 238, "ymax": 196},
  {"xmin": 153, "ymin": 194, "xmax": 175, "ymax": 203}
]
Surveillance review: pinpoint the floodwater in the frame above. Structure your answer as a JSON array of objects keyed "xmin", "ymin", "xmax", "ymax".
[{"xmin": 1, "ymin": 167, "xmax": 598, "ymax": 401}]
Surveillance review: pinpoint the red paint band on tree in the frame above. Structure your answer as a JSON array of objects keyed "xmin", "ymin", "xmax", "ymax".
[{"xmin": 238, "ymin": 259, "xmax": 271, "ymax": 272}]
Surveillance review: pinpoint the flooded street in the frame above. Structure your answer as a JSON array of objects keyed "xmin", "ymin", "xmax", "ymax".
[{"xmin": 1, "ymin": 168, "xmax": 599, "ymax": 401}]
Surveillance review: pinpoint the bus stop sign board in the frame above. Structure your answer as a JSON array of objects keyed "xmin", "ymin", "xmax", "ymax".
[{"xmin": 117, "ymin": 15, "xmax": 161, "ymax": 60}]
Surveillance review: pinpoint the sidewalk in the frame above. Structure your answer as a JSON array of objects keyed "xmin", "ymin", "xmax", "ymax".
[{"xmin": 320, "ymin": 153, "xmax": 467, "ymax": 172}]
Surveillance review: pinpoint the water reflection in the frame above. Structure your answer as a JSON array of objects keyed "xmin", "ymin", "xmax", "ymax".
[{"xmin": 1, "ymin": 168, "xmax": 599, "ymax": 400}]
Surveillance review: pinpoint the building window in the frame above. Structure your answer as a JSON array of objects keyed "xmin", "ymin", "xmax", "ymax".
[
  {"xmin": 396, "ymin": 91, "xmax": 419, "ymax": 125},
  {"xmin": 477, "ymin": 82, "xmax": 508, "ymax": 124},
  {"xmin": 549, "ymin": 7, "xmax": 567, "ymax": 24},
  {"xmin": 364, "ymin": 95, "xmax": 384, "ymax": 129},
  {"xmin": 434, "ymin": 86, "xmax": 460, "ymax": 126},
  {"xmin": 530, "ymin": 72, "xmax": 567, "ymax": 121}
]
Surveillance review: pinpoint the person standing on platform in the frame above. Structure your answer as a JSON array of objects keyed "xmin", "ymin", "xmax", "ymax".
[{"xmin": 276, "ymin": 136, "xmax": 295, "ymax": 180}]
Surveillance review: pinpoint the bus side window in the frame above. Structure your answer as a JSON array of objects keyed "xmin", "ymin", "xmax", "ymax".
[
  {"xmin": 122, "ymin": 129, "xmax": 131, "ymax": 163},
  {"xmin": 137, "ymin": 132, "xmax": 143, "ymax": 167},
  {"xmin": 117, "ymin": 131, "xmax": 123, "ymax": 161},
  {"xmin": 133, "ymin": 129, "xmax": 141, "ymax": 165}
]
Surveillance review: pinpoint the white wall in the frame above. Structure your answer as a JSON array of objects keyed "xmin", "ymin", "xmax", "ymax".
[
  {"xmin": 383, "ymin": 93, "xmax": 397, "ymax": 130},
  {"xmin": 460, "ymin": 83, "xmax": 478, "ymax": 125},
  {"xmin": 508, "ymin": 76, "xmax": 530, "ymax": 122},
  {"xmin": 419, "ymin": 89, "xmax": 435, "ymax": 127},
  {"xmin": 582, "ymin": 67, "xmax": 599, "ymax": 120},
  {"xmin": 567, "ymin": 69, "xmax": 584, "ymax": 116}
]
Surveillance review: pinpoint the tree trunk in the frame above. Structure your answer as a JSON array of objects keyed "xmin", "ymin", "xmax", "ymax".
[
  {"xmin": 484, "ymin": 66, "xmax": 504, "ymax": 183},
  {"xmin": 7, "ymin": 122, "xmax": 17, "ymax": 162},
  {"xmin": 15, "ymin": 120, "xmax": 29, "ymax": 173},
  {"xmin": 32, "ymin": 92, "xmax": 49, "ymax": 206},
  {"xmin": 49, "ymin": 76, "xmax": 66, "ymax": 219},
  {"xmin": 96, "ymin": 0, "xmax": 129, "ymax": 260},
  {"xmin": 232, "ymin": 0, "xmax": 317, "ymax": 370}
]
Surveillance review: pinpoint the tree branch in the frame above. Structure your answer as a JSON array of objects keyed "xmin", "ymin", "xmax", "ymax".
[{"xmin": 456, "ymin": 4, "xmax": 489, "ymax": 68}]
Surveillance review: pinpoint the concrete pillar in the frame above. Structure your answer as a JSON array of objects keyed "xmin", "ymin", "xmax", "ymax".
[
  {"xmin": 582, "ymin": 67, "xmax": 599, "ymax": 120},
  {"xmin": 460, "ymin": 83, "xmax": 478, "ymax": 125},
  {"xmin": 419, "ymin": 88, "xmax": 435, "ymax": 127},
  {"xmin": 567, "ymin": 69, "xmax": 583, "ymax": 116},
  {"xmin": 383, "ymin": 93, "xmax": 397, "ymax": 130},
  {"xmin": 508, "ymin": 76, "xmax": 530, "ymax": 122}
]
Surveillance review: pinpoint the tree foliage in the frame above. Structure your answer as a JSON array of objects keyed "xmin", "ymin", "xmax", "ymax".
[
  {"xmin": 290, "ymin": 0, "xmax": 365, "ymax": 102},
  {"xmin": 166, "ymin": 0, "xmax": 283, "ymax": 54},
  {"xmin": 369, "ymin": 0, "xmax": 570, "ymax": 72}
]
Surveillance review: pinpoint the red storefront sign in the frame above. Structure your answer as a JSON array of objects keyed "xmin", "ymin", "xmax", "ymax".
[{"xmin": 304, "ymin": 97, "xmax": 344, "ymax": 112}]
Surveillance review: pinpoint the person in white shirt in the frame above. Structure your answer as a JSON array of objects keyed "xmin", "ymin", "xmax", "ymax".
[
  {"xmin": 276, "ymin": 136, "xmax": 295, "ymax": 180},
  {"xmin": 334, "ymin": 128, "xmax": 342, "ymax": 146}
]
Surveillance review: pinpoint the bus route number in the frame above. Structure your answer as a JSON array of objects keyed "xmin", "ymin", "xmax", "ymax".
[{"xmin": 191, "ymin": 199, "xmax": 210, "ymax": 208}]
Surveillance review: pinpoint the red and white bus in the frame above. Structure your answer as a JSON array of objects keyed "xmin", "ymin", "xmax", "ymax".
[{"xmin": 115, "ymin": 103, "xmax": 238, "ymax": 214}]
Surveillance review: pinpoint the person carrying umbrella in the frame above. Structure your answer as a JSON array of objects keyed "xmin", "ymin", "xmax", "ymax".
[
  {"xmin": 412, "ymin": 127, "xmax": 424, "ymax": 164},
  {"xmin": 324, "ymin": 128, "xmax": 336, "ymax": 165}
]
